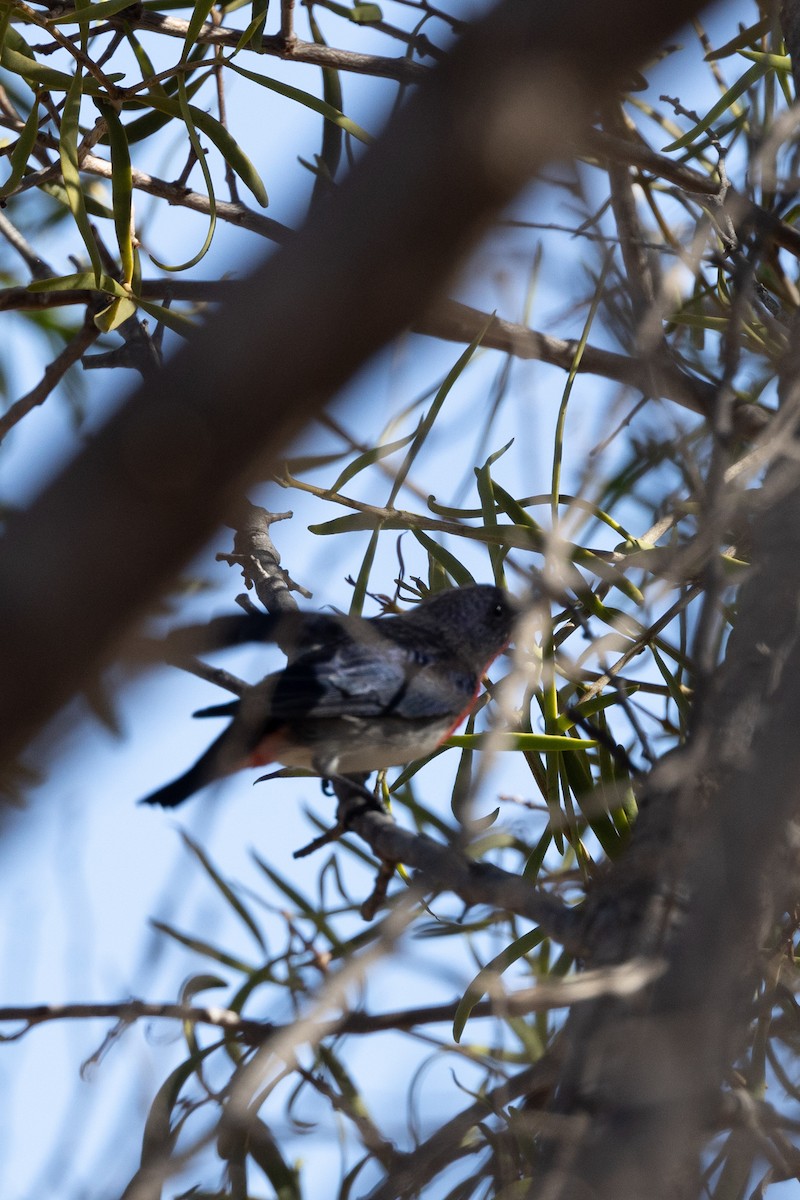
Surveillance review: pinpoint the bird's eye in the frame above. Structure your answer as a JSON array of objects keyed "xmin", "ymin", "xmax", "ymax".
[{"xmin": 494, "ymin": 603, "xmax": 504, "ymax": 617}]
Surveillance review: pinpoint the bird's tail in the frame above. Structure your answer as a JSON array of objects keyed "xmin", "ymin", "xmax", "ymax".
[{"xmin": 140, "ymin": 728, "xmax": 233, "ymax": 808}]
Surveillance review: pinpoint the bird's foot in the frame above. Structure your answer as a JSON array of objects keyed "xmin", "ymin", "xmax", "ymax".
[{"xmin": 292, "ymin": 774, "xmax": 386, "ymax": 860}]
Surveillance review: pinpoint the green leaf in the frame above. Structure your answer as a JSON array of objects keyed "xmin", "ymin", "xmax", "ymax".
[
  {"xmin": 523, "ymin": 827, "xmax": 551, "ymax": 881},
  {"xmin": 49, "ymin": 0, "xmax": 158, "ymax": 21},
  {"xmin": 151, "ymin": 919, "xmax": 256, "ymax": 972},
  {"xmin": 411, "ymin": 528, "xmax": 476, "ymax": 587},
  {"xmin": 138, "ymin": 90, "xmax": 268, "ymax": 207},
  {"xmin": 59, "ymin": 63, "xmax": 103, "ymax": 285},
  {"xmin": 106, "ymin": 59, "xmax": 213, "ymax": 145},
  {"xmin": 704, "ymin": 17, "xmax": 769, "ymax": 60},
  {"xmin": 135, "ymin": 296, "xmax": 200, "ymax": 337},
  {"xmin": 0, "ymin": 92, "xmax": 41, "ymax": 199},
  {"xmin": 223, "ymin": 56, "xmax": 375, "ymax": 147},
  {"xmin": 181, "ymin": 830, "xmax": 266, "ymax": 951},
  {"xmin": 662, "ymin": 61, "xmax": 767, "ymax": 151},
  {"xmin": 40, "ymin": 179, "xmax": 115, "ymax": 220},
  {"xmin": 181, "ymin": 973, "xmax": 228, "ymax": 1000},
  {"xmin": 1, "ymin": 45, "xmax": 75, "ymax": 91},
  {"xmin": 28, "ymin": 270, "xmax": 126, "ymax": 295},
  {"xmin": 94, "ymin": 295, "xmax": 137, "ymax": 331},
  {"xmin": 307, "ymin": 4, "xmax": 343, "ymax": 191},
  {"xmin": 137, "ymin": 1045, "xmax": 218, "ymax": 1168},
  {"xmin": 651, "ymin": 643, "xmax": 692, "ymax": 730},
  {"xmin": 318, "ymin": 0, "xmax": 382, "ymax": 21},
  {"xmin": 245, "ymin": 1118, "xmax": 302, "ymax": 1200},
  {"xmin": 475, "ymin": 439, "xmax": 514, "ymax": 582},
  {"xmin": 184, "ymin": 0, "xmax": 217, "ymax": 51},
  {"xmin": 453, "ymin": 928, "xmax": 546, "ymax": 1042},
  {"xmin": 351, "ymin": 3, "xmax": 382, "ymax": 21},
  {"xmin": 555, "ymin": 687, "xmax": 640, "ymax": 730},
  {"xmin": 738, "ymin": 50, "xmax": 791, "ymax": 71},
  {"xmin": 445, "ymin": 733, "xmax": 597, "ymax": 752},
  {"xmin": 97, "ymin": 100, "xmax": 134, "ymax": 285},
  {"xmin": 245, "ymin": 0, "xmax": 269, "ymax": 51},
  {"xmin": 331, "ymin": 429, "xmax": 417, "ymax": 493}
]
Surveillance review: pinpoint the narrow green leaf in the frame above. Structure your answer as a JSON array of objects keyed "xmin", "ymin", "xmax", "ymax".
[
  {"xmin": 738, "ymin": 50, "xmax": 791, "ymax": 71},
  {"xmin": 475, "ymin": 439, "xmax": 514, "ymax": 582},
  {"xmin": 252, "ymin": 853, "xmax": 345, "ymax": 950},
  {"xmin": 351, "ymin": 3, "xmax": 382, "ymax": 21},
  {"xmin": 138, "ymin": 1045, "xmax": 217, "ymax": 1167},
  {"xmin": 453, "ymin": 928, "xmax": 546, "ymax": 1042},
  {"xmin": 523, "ymin": 827, "xmax": 551, "ymax": 881},
  {"xmin": 651, "ymin": 643, "xmax": 692, "ymax": 729},
  {"xmin": 40, "ymin": 178, "xmax": 114, "ymax": 219},
  {"xmin": 151, "ymin": 80, "xmax": 216, "ymax": 271},
  {"xmin": 555, "ymin": 687, "xmax": 640, "ymax": 731},
  {"xmin": 151, "ymin": 919, "xmax": 256, "ymax": 972},
  {"xmin": 59, "ymin": 64, "xmax": 103, "ymax": 285},
  {"xmin": 183, "ymin": 0, "xmax": 217, "ymax": 51},
  {"xmin": 662, "ymin": 61, "xmax": 767, "ymax": 151},
  {"xmin": 139, "ymin": 90, "xmax": 268, "ymax": 207},
  {"xmin": 246, "ymin": 1118, "xmax": 302, "ymax": 1200},
  {"xmin": 113, "ymin": 72, "xmax": 213, "ymax": 144},
  {"xmin": 0, "ymin": 93, "xmax": 41, "ymax": 199},
  {"xmin": 349, "ymin": 526, "xmax": 380, "ymax": 615},
  {"xmin": 28, "ymin": 270, "xmax": 126, "ymax": 294},
  {"xmin": 331, "ymin": 429, "xmax": 417, "ymax": 494},
  {"xmin": 223, "ymin": 56, "xmax": 374, "ymax": 147},
  {"xmin": 181, "ymin": 830, "xmax": 266, "ymax": 951},
  {"xmin": 307, "ymin": 3, "xmax": 343, "ymax": 192},
  {"xmin": 97, "ymin": 100, "xmax": 134, "ymax": 284},
  {"xmin": 135, "ymin": 295, "xmax": 200, "ymax": 337},
  {"xmin": 181, "ymin": 974, "xmax": 228, "ymax": 1000},
  {"xmin": 49, "ymin": 0, "xmax": 157, "ymax": 21},
  {"xmin": 411, "ymin": 528, "xmax": 476, "ymax": 587},
  {"xmin": 704, "ymin": 17, "xmax": 769, "ymax": 60},
  {"xmin": 2, "ymin": 45, "xmax": 74, "ymax": 92},
  {"xmin": 445, "ymin": 733, "xmax": 597, "ymax": 752},
  {"xmin": 94, "ymin": 295, "xmax": 137, "ymax": 331},
  {"xmin": 0, "ymin": 3, "xmax": 12, "ymax": 53},
  {"xmin": 318, "ymin": 0, "xmax": 382, "ymax": 21},
  {"xmin": 244, "ymin": 0, "xmax": 269, "ymax": 51},
  {"xmin": 389, "ymin": 321, "xmax": 492, "ymax": 506}
]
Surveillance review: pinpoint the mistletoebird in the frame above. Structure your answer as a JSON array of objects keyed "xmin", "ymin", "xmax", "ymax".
[{"xmin": 142, "ymin": 584, "xmax": 518, "ymax": 809}]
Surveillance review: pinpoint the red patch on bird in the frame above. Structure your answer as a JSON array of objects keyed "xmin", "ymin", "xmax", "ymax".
[
  {"xmin": 243, "ymin": 727, "xmax": 290, "ymax": 768},
  {"xmin": 439, "ymin": 641, "xmax": 509, "ymax": 743}
]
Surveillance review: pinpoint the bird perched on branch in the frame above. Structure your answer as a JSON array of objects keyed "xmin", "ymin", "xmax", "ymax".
[{"xmin": 141, "ymin": 584, "xmax": 518, "ymax": 809}]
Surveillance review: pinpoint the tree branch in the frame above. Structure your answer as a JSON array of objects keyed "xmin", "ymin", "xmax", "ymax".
[
  {"xmin": 0, "ymin": 319, "xmax": 101, "ymax": 445},
  {"xmin": 113, "ymin": 11, "xmax": 427, "ymax": 83}
]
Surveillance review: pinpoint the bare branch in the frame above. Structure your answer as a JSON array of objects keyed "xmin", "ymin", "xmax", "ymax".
[
  {"xmin": 0, "ymin": 319, "xmax": 101, "ymax": 445},
  {"xmin": 114, "ymin": 10, "xmax": 427, "ymax": 83}
]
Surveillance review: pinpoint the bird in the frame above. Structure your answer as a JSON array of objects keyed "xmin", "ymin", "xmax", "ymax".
[{"xmin": 141, "ymin": 583, "xmax": 518, "ymax": 809}]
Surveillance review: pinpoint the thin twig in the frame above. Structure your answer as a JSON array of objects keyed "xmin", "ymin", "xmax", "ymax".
[
  {"xmin": 0, "ymin": 210, "xmax": 53, "ymax": 280},
  {"xmin": 0, "ymin": 320, "xmax": 100, "ymax": 445},
  {"xmin": 280, "ymin": 0, "xmax": 296, "ymax": 48}
]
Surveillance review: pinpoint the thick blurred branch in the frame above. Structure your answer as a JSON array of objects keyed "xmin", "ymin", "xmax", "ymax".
[
  {"xmin": 0, "ymin": 0, "xmax": 711, "ymax": 770},
  {"xmin": 529, "ymin": 451, "xmax": 800, "ymax": 1195}
]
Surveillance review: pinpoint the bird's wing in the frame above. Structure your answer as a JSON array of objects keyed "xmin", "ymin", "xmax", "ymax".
[{"xmin": 261, "ymin": 639, "xmax": 476, "ymax": 721}]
